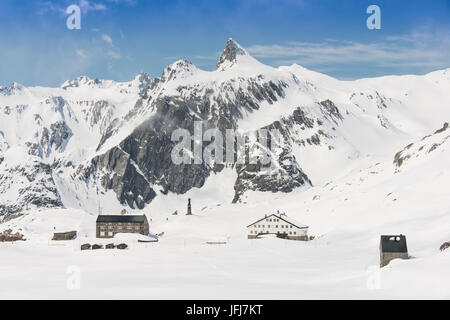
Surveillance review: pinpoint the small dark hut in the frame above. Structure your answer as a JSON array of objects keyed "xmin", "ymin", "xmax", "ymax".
[
  {"xmin": 92, "ymin": 244, "xmax": 103, "ymax": 250},
  {"xmin": 117, "ymin": 243, "xmax": 128, "ymax": 250},
  {"xmin": 52, "ymin": 231, "xmax": 77, "ymax": 241},
  {"xmin": 105, "ymin": 243, "xmax": 115, "ymax": 249},
  {"xmin": 440, "ymin": 242, "xmax": 450, "ymax": 252},
  {"xmin": 81, "ymin": 244, "xmax": 91, "ymax": 250},
  {"xmin": 380, "ymin": 235, "xmax": 409, "ymax": 267}
]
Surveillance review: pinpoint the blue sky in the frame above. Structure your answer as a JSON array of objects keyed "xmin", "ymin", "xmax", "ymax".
[{"xmin": 0, "ymin": 0, "xmax": 449, "ymax": 86}]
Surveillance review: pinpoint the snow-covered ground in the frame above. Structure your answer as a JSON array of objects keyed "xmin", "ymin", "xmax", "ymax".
[{"xmin": 2, "ymin": 133, "xmax": 450, "ymax": 299}]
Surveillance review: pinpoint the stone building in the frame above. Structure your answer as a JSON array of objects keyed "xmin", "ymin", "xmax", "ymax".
[
  {"xmin": 380, "ymin": 235, "xmax": 409, "ymax": 267},
  {"xmin": 247, "ymin": 213, "xmax": 309, "ymax": 241},
  {"xmin": 96, "ymin": 214, "xmax": 150, "ymax": 238},
  {"xmin": 52, "ymin": 231, "xmax": 77, "ymax": 241}
]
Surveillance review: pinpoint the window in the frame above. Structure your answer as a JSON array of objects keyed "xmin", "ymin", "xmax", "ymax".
[
  {"xmin": 100, "ymin": 231, "xmax": 105, "ymax": 236},
  {"xmin": 100, "ymin": 225, "xmax": 105, "ymax": 230},
  {"xmin": 276, "ymin": 225, "xmax": 278, "ymax": 228},
  {"xmin": 135, "ymin": 226, "xmax": 140, "ymax": 231},
  {"xmin": 108, "ymin": 232, "xmax": 113, "ymax": 236},
  {"xmin": 294, "ymin": 232, "xmax": 296, "ymax": 235},
  {"xmin": 108, "ymin": 226, "xmax": 113, "ymax": 230},
  {"xmin": 290, "ymin": 225, "xmax": 293, "ymax": 228}
]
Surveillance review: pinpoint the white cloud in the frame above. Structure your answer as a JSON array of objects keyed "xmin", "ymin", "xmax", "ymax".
[
  {"xmin": 79, "ymin": 0, "xmax": 107, "ymax": 13},
  {"xmin": 194, "ymin": 53, "xmax": 221, "ymax": 61},
  {"xmin": 76, "ymin": 49, "xmax": 88, "ymax": 59},
  {"xmin": 107, "ymin": 50, "xmax": 121, "ymax": 59},
  {"xmin": 106, "ymin": 0, "xmax": 137, "ymax": 5},
  {"xmin": 37, "ymin": 0, "xmax": 132, "ymax": 16},
  {"xmin": 246, "ymin": 30, "xmax": 450, "ymax": 71},
  {"xmin": 37, "ymin": 1, "xmax": 66, "ymax": 15},
  {"xmin": 102, "ymin": 34, "xmax": 113, "ymax": 46}
]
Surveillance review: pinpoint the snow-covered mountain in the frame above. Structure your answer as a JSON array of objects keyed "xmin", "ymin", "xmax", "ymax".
[{"xmin": 1, "ymin": 38, "xmax": 449, "ymax": 217}]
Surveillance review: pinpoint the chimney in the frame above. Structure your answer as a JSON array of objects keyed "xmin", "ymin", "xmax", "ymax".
[{"xmin": 186, "ymin": 198, "xmax": 192, "ymax": 215}]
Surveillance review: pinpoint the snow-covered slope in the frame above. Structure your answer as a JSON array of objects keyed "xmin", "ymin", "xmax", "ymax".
[{"xmin": 0, "ymin": 74, "xmax": 152, "ymax": 215}]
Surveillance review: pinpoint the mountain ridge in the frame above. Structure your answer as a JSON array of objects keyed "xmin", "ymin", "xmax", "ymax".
[{"xmin": 0, "ymin": 39, "xmax": 449, "ymax": 216}]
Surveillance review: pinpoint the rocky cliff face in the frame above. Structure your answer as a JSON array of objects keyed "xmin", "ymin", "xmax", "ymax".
[
  {"xmin": 74, "ymin": 41, "xmax": 319, "ymax": 208},
  {"xmin": 0, "ymin": 160, "xmax": 63, "ymax": 215}
]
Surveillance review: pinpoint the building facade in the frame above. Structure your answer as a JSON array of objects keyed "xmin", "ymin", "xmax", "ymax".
[
  {"xmin": 96, "ymin": 215, "xmax": 150, "ymax": 238},
  {"xmin": 247, "ymin": 213, "xmax": 309, "ymax": 241},
  {"xmin": 52, "ymin": 231, "xmax": 77, "ymax": 241},
  {"xmin": 380, "ymin": 235, "xmax": 409, "ymax": 267}
]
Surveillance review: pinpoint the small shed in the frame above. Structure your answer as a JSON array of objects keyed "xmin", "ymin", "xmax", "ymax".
[
  {"xmin": 52, "ymin": 231, "xmax": 77, "ymax": 241},
  {"xmin": 117, "ymin": 243, "xmax": 128, "ymax": 250},
  {"xmin": 380, "ymin": 235, "xmax": 408, "ymax": 267},
  {"xmin": 81, "ymin": 243, "xmax": 91, "ymax": 251}
]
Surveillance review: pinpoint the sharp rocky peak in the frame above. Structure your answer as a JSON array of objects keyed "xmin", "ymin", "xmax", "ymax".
[{"xmin": 216, "ymin": 38, "xmax": 250, "ymax": 70}]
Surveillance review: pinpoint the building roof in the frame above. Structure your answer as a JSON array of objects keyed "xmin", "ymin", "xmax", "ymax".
[
  {"xmin": 96, "ymin": 215, "xmax": 147, "ymax": 223},
  {"xmin": 53, "ymin": 231, "xmax": 77, "ymax": 235},
  {"xmin": 380, "ymin": 235, "xmax": 408, "ymax": 253},
  {"xmin": 246, "ymin": 213, "xmax": 308, "ymax": 229}
]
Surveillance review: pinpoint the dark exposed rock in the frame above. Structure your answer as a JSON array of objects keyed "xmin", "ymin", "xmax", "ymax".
[
  {"xmin": 440, "ymin": 242, "xmax": 450, "ymax": 252},
  {"xmin": 0, "ymin": 161, "xmax": 63, "ymax": 216},
  {"xmin": 40, "ymin": 121, "xmax": 73, "ymax": 157},
  {"xmin": 0, "ymin": 229, "xmax": 25, "ymax": 242},
  {"xmin": 78, "ymin": 63, "xmax": 302, "ymax": 208},
  {"xmin": 216, "ymin": 38, "xmax": 248, "ymax": 70}
]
